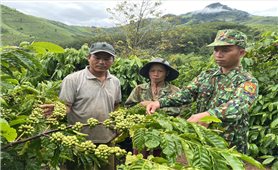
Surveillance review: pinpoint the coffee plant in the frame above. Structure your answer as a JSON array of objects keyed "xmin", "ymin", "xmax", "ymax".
[{"xmin": 244, "ymin": 31, "xmax": 278, "ymax": 169}]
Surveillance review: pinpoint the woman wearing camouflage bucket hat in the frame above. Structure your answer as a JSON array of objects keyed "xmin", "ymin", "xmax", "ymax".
[
  {"xmin": 125, "ymin": 58, "xmax": 181, "ymax": 116},
  {"xmin": 146, "ymin": 29, "xmax": 259, "ymax": 154}
]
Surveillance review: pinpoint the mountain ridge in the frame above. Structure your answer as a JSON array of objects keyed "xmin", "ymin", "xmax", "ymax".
[{"xmin": 162, "ymin": 3, "xmax": 251, "ymax": 24}]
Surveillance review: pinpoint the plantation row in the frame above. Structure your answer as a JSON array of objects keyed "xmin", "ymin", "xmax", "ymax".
[{"xmin": 0, "ymin": 31, "xmax": 277, "ymax": 169}]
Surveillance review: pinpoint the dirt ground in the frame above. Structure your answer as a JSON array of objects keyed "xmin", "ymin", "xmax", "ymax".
[{"xmin": 245, "ymin": 163, "xmax": 271, "ymax": 170}]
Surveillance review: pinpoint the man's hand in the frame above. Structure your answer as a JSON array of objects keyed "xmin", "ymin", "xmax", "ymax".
[
  {"xmin": 39, "ymin": 104, "xmax": 55, "ymax": 116},
  {"xmin": 187, "ymin": 112, "xmax": 210, "ymax": 127},
  {"xmin": 146, "ymin": 101, "xmax": 160, "ymax": 114}
]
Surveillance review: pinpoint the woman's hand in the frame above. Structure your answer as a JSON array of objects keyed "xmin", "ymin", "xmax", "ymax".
[
  {"xmin": 140, "ymin": 101, "xmax": 152, "ymax": 106},
  {"xmin": 146, "ymin": 101, "xmax": 160, "ymax": 115}
]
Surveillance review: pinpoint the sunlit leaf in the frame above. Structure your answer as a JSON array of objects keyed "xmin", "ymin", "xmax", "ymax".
[
  {"xmin": 0, "ymin": 119, "xmax": 17, "ymax": 142},
  {"xmin": 200, "ymin": 115, "xmax": 222, "ymax": 123},
  {"xmin": 30, "ymin": 42, "xmax": 64, "ymax": 54}
]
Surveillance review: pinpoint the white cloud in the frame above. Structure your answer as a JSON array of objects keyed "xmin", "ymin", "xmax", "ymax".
[
  {"xmin": 1, "ymin": 1, "xmax": 117, "ymax": 27},
  {"xmin": 193, "ymin": 7, "xmax": 229, "ymax": 14},
  {"xmin": 252, "ymin": 7, "xmax": 278, "ymax": 16}
]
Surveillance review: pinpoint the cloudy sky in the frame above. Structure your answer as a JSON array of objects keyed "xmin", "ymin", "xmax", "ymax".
[{"xmin": 1, "ymin": 0, "xmax": 277, "ymax": 27}]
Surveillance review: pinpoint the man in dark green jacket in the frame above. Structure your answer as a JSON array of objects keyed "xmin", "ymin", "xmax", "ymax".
[{"xmin": 146, "ymin": 29, "xmax": 259, "ymax": 153}]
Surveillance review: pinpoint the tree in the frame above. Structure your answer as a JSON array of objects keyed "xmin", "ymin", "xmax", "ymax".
[{"xmin": 107, "ymin": 0, "xmax": 162, "ymax": 55}]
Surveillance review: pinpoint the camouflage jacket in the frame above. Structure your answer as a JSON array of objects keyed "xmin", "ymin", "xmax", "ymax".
[
  {"xmin": 125, "ymin": 82, "xmax": 181, "ymax": 116},
  {"xmin": 159, "ymin": 66, "xmax": 258, "ymax": 153}
]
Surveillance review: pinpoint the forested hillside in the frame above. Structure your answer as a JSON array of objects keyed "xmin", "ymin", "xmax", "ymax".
[{"xmin": 1, "ymin": 5, "xmax": 96, "ymax": 48}]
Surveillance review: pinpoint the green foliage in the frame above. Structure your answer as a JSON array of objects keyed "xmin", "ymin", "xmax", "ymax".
[
  {"xmin": 128, "ymin": 113, "xmax": 263, "ymax": 170},
  {"xmin": 118, "ymin": 153, "xmax": 193, "ymax": 170},
  {"xmin": 29, "ymin": 42, "xmax": 65, "ymax": 54},
  {"xmin": 110, "ymin": 55, "xmax": 148, "ymax": 101},
  {"xmin": 244, "ymin": 16, "xmax": 278, "ymax": 32},
  {"xmin": 0, "ymin": 118, "xmax": 17, "ymax": 142},
  {"xmin": 0, "ymin": 41, "xmax": 67, "ymax": 90},
  {"xmin": 152, "ymin": 22, "xmax": 253, "ymax": 56},
  {"xmin": 0, "ymin": 45, "xmax": 43, "ymax": 78},
  {"xmin": 244, "ymin": 31, "xmax": 278, "ymax": 168},
  {"xmin": 200, "ymin": 116, "xmax": 222, "ymax": 124},
  {"xmin": 41, "ymin": 44, "xmax": 88, "ymax": 80}
]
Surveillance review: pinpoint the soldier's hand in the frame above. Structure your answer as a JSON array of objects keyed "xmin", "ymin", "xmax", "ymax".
[
  {"xmin": 187, "ymin": 112, "xmax": 210, "ymax": 128},
  {"xmin": 146, "ymin": 101, "xmax": 160, "ymax": 115},
  {"xmin": 39, "ymin": 104, "xmax": 55, "ymax": 116}
]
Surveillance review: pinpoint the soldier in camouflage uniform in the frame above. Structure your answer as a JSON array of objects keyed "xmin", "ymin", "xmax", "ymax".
[
  {"xmin": 146, "ymin": 29, "xmax": 259, "ymax": 153},
  {"xmin": 125, "ymin": 58, "xmax": 181, "ymax": 116}
]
